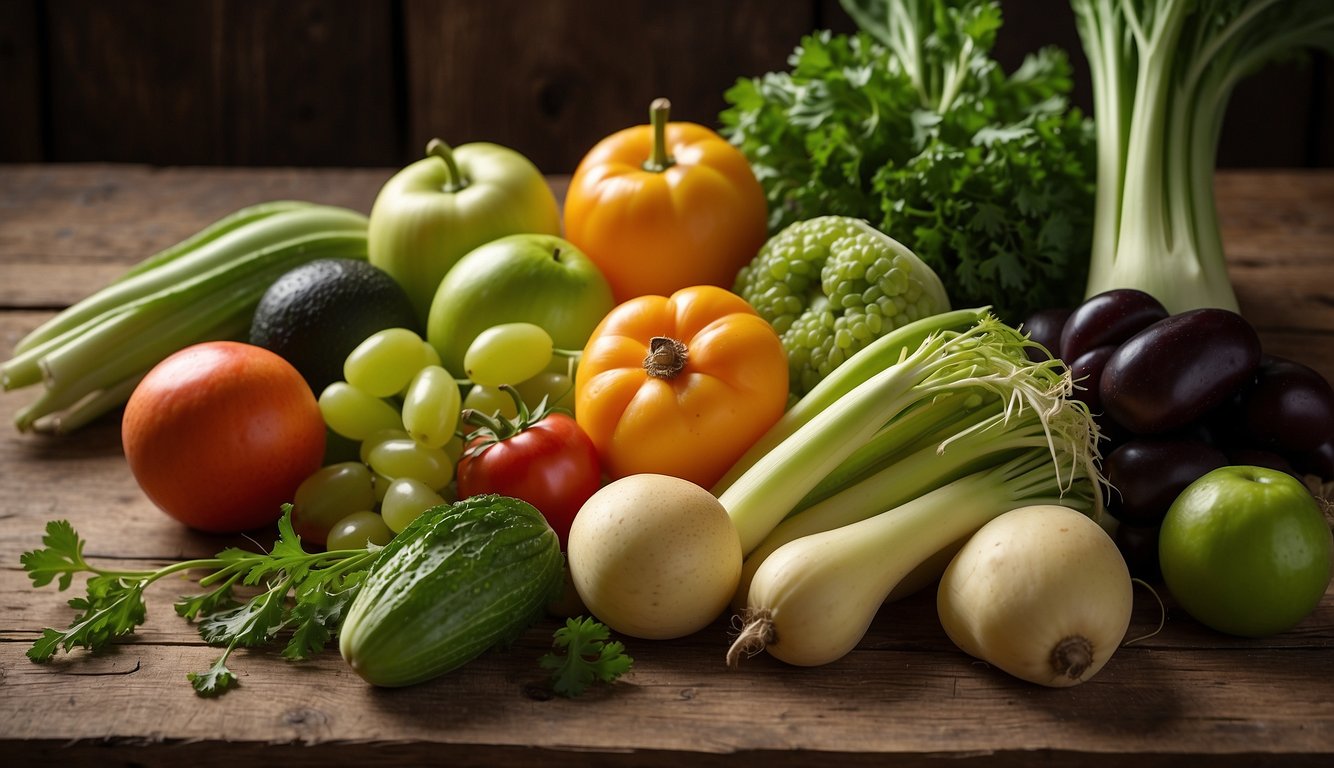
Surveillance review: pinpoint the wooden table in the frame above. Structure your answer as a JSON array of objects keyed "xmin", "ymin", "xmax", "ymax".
[{"xmin": 1, "ymin": 164, "xmax": 1332, "ymax": 767}]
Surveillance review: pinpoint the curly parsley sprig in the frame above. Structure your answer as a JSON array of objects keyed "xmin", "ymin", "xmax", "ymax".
[
  {"xmin": 20, "ymin": 506, "xmax": 378, "ymax": 697},
  {"xmin": 540, "ymin": 616, "xmax": 633, "ymax": 697}
]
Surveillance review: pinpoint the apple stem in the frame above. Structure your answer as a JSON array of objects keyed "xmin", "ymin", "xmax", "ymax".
[
  {"xmin": 642, "ymin": 98, "xmax": 676, "ymax": 173},
  {"xmin": 426, "ymin": 138, "xmax": 468, "ymax": 192}
]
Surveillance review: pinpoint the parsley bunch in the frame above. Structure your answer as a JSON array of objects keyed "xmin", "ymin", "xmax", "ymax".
[
  {"xmin": 721, "ymin": 0, "xmax": 1096, "ymax": 322},
  {"xmin": 21, "ymin": 507, "xmax": 377, "ymax": 697}
]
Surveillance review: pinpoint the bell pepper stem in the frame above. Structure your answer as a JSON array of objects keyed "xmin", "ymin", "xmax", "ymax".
[
  {"xmin": 426, "ymin": 138, "xmax": 468, "ymax": 192},
  {"xmin": 643, "ymin": 98, "xmax": 676, "ymax": 173}
]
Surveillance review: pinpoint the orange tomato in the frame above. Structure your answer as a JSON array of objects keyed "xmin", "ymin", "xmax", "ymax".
[
  {"xmin": 562, "ymin": 98, "xmax": 768, "ymax": 304},
  {"xmin": 122, "ymin": 341, "xmax": 326, "ymax": 534},
  {"xmin": 574, "ymin": 285, "xmax": 788, "ymax": 488}
]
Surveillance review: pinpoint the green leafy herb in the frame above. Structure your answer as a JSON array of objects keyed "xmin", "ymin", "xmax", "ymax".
[
  {"xmin": 720, "ymin": 0, "xmax": 1097, "ymax": 323},
  {"xmin": 20, "ymin": 506, "xmax": 378, "ymax": 697},
  {"xmin": 540, "ymin": 616, "xmax": 633, "ymax": 697}
]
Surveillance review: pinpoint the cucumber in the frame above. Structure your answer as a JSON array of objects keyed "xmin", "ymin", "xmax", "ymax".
[{"xmin": 339, "ymin": 494, "xmax": 563, "ymax": 687}]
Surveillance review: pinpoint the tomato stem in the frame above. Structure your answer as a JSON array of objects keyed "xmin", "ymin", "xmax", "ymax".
[
  {"xmin": 643, "ymin": 336, "xmax": 688, "ymax": 379},
  {"xmin": 642, "ymin": 98, "xmax": 676, "ymax": 173},
  {"xmin": 426, "ymin": 138, "xmax": 468, "ymax": 193}
]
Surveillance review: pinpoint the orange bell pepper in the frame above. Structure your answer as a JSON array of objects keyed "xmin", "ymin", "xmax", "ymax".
[
  {"xmin": 563, "ymin": 98, "xmax": 769, "ymax": 304},
  {"xmin": 574, "ymin": 285, "xmax": 789, "ymax": 489}
]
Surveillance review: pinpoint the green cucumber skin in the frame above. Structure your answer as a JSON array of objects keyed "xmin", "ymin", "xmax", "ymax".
[{"xmin": 339, "ymin": 494, "xmax": 563, "ymax": 688}]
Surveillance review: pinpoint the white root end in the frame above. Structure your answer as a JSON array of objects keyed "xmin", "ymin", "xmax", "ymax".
[
  {"xmin": 1050, "ymin": 635, "xmax": 1094, "ymax": 681},
  {"xmin": 726, "ymin": 608, "xmax": 775, "ymax": 669}
]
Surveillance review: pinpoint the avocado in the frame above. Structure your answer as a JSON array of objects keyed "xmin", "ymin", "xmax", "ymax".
[{"xmin": 250, "ymin": 258, "xmax": 420, "ymax": 395}]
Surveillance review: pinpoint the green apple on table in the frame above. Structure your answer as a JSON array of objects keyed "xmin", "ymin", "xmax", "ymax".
[
  {"xmin": 427, "ymin": 233, "xmax": 615, "ymax": 379},
  {"xmin": 368, "ymin": 138, "xmax": 561, "ymax": 323},
  {"xmin": 1158, "ymin": 465, "xmax": 1333, "ymax": 638}
]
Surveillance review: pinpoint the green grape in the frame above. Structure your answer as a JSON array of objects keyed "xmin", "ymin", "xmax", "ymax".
[
  {"xmin": 367, "ymin": 438, "xmax": 453, "ymax": 491},
  {"xmin": 319, "ymin": 382, "xmax": 402, "ymax": 440},
  {"xmin": 462, "ymin": 384, "xmax": 519, "ymax": 419},
  {"xmin": 464, "ymin": 322, "xmax": 554, "ymax": 386},
  {"xmin": 420, "ymin": 340, "xmax": 443, "ymax": 369},
  {"xmin": 359, "ymin": 427, "xmax": 410, "ymax": 464},
  {"xmin": 515, "ymin": 370, "xmax": 576, "ymax": 412},
  {"xmin": 291, "ymin": 462, "xmax": 376, "ymax": 546},
  {"xmin": 442, "ymin": 433, "xmax": 464, "ymax": 465},
  {"xmin": 325, "ymin": 510, "xmax": 394, "ymax": 550},
  {"xmin": 402, "ymin": 365, "xmax": 461, "ymax": 448},
  {"xmin": 344, "ymin": 328, "xmax": 432, "ymax": 398},
  {"xmin": 380, "ymin": 477, "xmax": 447, "ymax": 533},
  {"xmin": 371, "ymin": 471, "xmax": 393, "ymax": 503}
]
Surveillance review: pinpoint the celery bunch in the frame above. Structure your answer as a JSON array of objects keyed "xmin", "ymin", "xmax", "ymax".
[{"xmin": 2, "ymin": 202, "xmax": 369, "ymax": 434}]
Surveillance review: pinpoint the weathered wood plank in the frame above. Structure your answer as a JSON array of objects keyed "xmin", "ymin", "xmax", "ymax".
[
  {"xmin": 0, "ymin": 0, "xmax": 42, "ymax": 162},
  {"xmin": 1, "ymin": 167, "xmax": 1332, "ymax": 765},
  {"xmin": 42, "ymin": 0, "xmax": 399, "ymax": 166},
  {"xmin": 401, "ymin": 0, "xmax": 815, "ymax": 174}
]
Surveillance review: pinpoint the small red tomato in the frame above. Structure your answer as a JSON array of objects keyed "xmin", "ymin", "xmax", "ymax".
[
  {"xmin": 122, "ymin": 341, "xmax": 326, "ymax": 533},
  {"xmin": 456, "ymin": 388, "xmax": 601, "ymax": 549}
]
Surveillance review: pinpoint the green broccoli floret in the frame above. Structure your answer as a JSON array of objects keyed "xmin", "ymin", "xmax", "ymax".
[{"xmin": 734, "ymin": 216, "xmax": 950, "ymax": 396}]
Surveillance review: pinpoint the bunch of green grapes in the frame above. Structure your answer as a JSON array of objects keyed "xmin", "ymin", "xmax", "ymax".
[{"xmin": 292, "ymin": 323, "xmax": 579, "ymax": 549}]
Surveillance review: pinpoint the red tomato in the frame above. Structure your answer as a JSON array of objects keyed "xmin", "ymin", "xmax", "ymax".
[
  {"xmin": 121, "ymin": 341, "xmax": 326, "ymax": 533},
  {"xmin": 456, "ymin": 410, "xmax": 601, "ymax": 549}
]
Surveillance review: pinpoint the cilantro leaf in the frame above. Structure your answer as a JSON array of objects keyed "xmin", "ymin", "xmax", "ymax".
[{"xmin": 540, "ymin": 616, "xmax": 633, "ymax": 697}]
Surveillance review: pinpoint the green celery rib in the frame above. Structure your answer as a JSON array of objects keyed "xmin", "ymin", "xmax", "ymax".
[
  {"xmin": 711, "ymin": 306, "xmax": 989, "ymax": 495},
  {"xmin": 13, "ymin": 232, "xmax": 367, "ymax": 432},
  {"xmin": 113, "ymin": 200, "xmax": 316, "ymax": 283},
  {"xmin": 11, "ymin": 205, "xmax": 367, "ymax": 358}
]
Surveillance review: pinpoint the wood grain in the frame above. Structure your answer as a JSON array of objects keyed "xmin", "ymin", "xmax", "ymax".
[
  {"xmin": 0, "ymin": 165, "xmax": 1331, "ymax": 766},
  {"xmin": 401, "ymin": 0, "xmax": 814, "ymax": 173},
  {"xmin": 41, "ymin": 0, "xmax": 399, "ymax": 166}
]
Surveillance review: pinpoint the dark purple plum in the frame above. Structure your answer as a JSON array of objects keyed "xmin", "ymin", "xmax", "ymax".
[
  {"xmin": 1059, "ymin": 289, "xmax": 1168, "ymax": 362},
  {"xmin": 1113, "ymin": 523, "xmax": 1162, "ymax": 583},
  {"xmin": 1104, "ymin": 436, "xmax": 1229, "ymax": 526},
  {"xmin": 1291, "ymin": 438, "xmax": 1334, "ymax": 482},
  {"xmin": 1242, "ymin": 356, "xmax": 1334, "ymax": 454},
  {"xmin": 1068, "ymin": 345, "xmax": 1116, "ymax": 412},
  {"xmin": 1020, "ymin": 307, "xmax": 1072, "ymax": 362},
  {"xmin": 1100, "ymin": 308, "xmax": 1261, "ymax": 435}
]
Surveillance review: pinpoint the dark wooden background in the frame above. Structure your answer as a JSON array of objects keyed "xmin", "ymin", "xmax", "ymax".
[{"xmin": 2, "ymin": 0, "xmax": 1330, "ymax": 174}]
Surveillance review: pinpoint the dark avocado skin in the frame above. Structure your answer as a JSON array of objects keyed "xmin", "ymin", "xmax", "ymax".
[{"xmin": 249, "ymin": 258, "xmax": 420, "ymax": 395}]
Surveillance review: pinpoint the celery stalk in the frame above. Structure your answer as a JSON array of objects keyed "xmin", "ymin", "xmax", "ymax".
[
  {"xmin": 10, "ymin": 230, "xmax": 368, "ymax": 432},
  {"xmin": 12, "ymin": 205, "xmax": 366, "ymax": 357}
]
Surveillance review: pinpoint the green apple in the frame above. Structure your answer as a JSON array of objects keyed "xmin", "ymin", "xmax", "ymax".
[
  {"xmin": 1158, "ymin": 465, "xmax": 1332, "ymax": 638},
  {"xmin": 427, "ymin": 234, "xmax": 615, "ymax": 378},
  {"xmin": 368, "ymin": 139, "xmax": 561, "ymax": 324}
]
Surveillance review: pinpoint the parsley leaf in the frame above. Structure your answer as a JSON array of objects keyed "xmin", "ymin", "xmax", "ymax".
[
  {"xmin": 540, "ymin": 616, "xmax": 633, "ymax": 697},
  {"xmin": 20, "ymin": 506, "xmax": 379, "ymax": 697},
  {"xmin": 721, "ymin": 0, "xmax": 1096, "ymax": 322},
  {"xmin": 187, "ymin": 652, "xmax": 239, "ymax": 697}
]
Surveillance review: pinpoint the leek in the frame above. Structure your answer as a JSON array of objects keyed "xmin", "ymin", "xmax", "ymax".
[{"xmin": 718, "ymin": 314, "xmax": 1101, "ymax": 555}]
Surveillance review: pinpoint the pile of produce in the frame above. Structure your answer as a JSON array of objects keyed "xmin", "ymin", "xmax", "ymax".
[{"xmin": 9, "ymin": 0, "xmax": 1334, "ymax": 702}]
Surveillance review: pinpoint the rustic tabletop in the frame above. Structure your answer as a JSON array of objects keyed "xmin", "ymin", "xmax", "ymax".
[{"xmin": 1, "ymin": 164, "xmax": 1331, "ymax": 767}]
